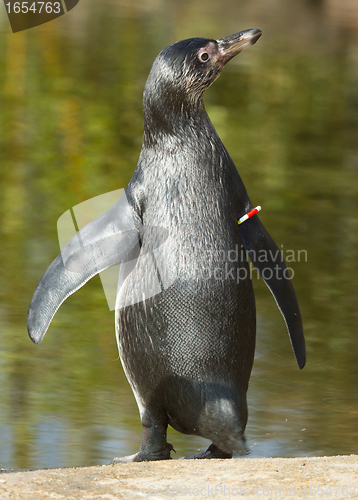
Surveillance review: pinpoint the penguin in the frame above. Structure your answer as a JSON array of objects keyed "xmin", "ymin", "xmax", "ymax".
[{"xmin": 27, "ymin": 29, "xmax": 305, "ymax": 462}]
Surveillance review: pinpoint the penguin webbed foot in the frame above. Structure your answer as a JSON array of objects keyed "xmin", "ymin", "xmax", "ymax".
[
  {"xmin": 181, "ymin": 444, "xmax": 233, "ymax": 460},
  {"xmin": 111, "ymin": 443, "xmax": 174, "ymax": 463}
]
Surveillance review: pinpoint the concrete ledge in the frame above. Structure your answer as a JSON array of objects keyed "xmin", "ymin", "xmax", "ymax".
[{"xmin": 0, "ymin": 456, "xmax": 357, "ymax": 499}]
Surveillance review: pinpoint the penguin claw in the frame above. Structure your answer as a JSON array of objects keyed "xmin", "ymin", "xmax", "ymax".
[{"xmin": 180, "ymin": 444, "xmax": 232, "ymax": 459}]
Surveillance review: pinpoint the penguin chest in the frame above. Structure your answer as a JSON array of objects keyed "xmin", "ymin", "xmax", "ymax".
[{"xmin": 116, "ymin": 178, "xmax": 256, "ymax": 396}]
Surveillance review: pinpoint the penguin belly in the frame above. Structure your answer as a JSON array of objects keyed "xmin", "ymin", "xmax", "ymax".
[{"xmin": 115, "ymin": 228, "xmax": 256, "ymax": 454}]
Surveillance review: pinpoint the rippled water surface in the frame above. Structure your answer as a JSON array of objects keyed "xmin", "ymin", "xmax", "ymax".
[{"xmin": 0, "ymin": 0, "xmax": 358, "ymax": 469}]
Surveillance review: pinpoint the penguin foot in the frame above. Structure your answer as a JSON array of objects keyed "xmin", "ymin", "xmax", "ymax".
[
  {"xmin": 181, "ymin": 444, "xmax": 232, "ymax": 460},
  {"xmin": 111, "ymin": 443, "xmax": 174, "ymax": 463}
]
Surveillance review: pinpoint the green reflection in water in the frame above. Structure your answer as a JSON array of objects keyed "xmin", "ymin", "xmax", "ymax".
[{"xmin": 0, "ymin": 0, "xmax": 357, "ymax": 469}]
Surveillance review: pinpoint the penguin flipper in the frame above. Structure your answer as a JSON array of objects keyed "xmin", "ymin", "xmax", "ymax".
[
  {"xmin": 239, "ymin": 215, "xmax": 306, "ymax": 369},
  {"xmin": 27, "ymin": 192, "xmax": 139, "ymax": 345}
]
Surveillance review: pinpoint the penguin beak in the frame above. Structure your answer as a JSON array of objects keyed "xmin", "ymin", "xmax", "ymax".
[{"xmin": 216, "ymin": 28, "xmax": 262, "ymax": 65}]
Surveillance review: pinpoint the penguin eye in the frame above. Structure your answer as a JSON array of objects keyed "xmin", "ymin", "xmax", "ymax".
[{"xmin": 199, "ymin": 52, "xmax": 210, "ymax": 63}]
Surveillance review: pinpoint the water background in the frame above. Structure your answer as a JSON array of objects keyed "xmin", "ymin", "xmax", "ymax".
[{"xmin": 0, "ymin": 0, "xmax": 358, "ymax": 469}]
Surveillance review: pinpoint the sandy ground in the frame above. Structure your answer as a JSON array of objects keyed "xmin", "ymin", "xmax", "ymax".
[{"xmin": 0, "ymin": 456, "xmax": 357, "ymax": 499}]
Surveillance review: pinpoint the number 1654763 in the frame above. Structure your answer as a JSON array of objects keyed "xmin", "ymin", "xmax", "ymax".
[{"xmin": 5, "ymin": 2, "xmax": 62, "ymax": 14}]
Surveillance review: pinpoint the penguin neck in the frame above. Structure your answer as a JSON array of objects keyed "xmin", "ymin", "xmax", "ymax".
[{"xmin": 142, "ymin": 95, "xmax": 219, "ymax": 151}]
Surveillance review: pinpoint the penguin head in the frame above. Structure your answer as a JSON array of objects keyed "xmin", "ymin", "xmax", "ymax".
[{"xmin": 143, "ymin": 29, "xmax": 261, "ymax": 138}]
